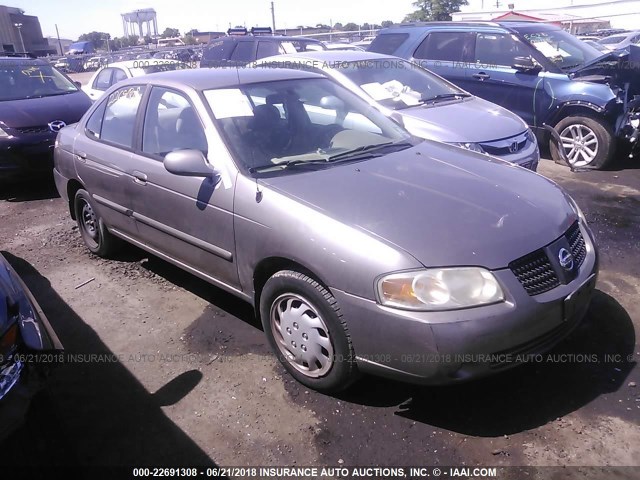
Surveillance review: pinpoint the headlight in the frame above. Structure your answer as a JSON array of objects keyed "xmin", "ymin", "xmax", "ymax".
[
  {"xmin": 376, "ymin": 268, "xmax": 504, "ymax": 311},
  {"xmin": 451, "ymin": 142, "xmax": 485, "ymax": 154},
  {"xmin": 525, "ymin": 128, "xmax": 537, "ymax": 144},
  {"xmin": 0, "ymin": 126, "xmax": 9, "ymax": 138}
]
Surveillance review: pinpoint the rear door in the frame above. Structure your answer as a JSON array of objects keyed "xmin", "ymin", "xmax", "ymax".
[
  {"xmin": 73, "ymin": 85, "xmax": 147, "ymax": 236},
  {"xmin": 410, "ymin": 30, "xmax": 476, "ymax": 92}
]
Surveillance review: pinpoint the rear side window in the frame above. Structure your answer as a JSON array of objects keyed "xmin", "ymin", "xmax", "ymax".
[
  {"xmin": 203, "ymin": 39, "xmax": 237, "ymax": 61},
  {"xmin": 85, "ymin": 100, "xmax": 107, "ymax": 139},
  {"xmin": 100, "ymin": 86, "xmax": 146, "ymax": 148},
  {"xmin": 93, "ymin": 68, "xmax": 112, "ymax": 90},
  {"xmin": 414, "ymin": 32, "xmax": 475, "ymax": 61},
  {"xmin": 256, "ymin": 41, "xmax": 280, "ymax": 59},
  {"xmin": 230, "ymin": 41, "xmax": 256, "ymax": 62},
  {"xmin": 368, "ymin": 33, "xmax": 409, "ymax": 55}
]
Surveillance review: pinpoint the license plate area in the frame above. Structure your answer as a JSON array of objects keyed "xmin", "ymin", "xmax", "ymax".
[{"xmin": 564, "ymin": 274, "xmax": 596, "ymax": 322}]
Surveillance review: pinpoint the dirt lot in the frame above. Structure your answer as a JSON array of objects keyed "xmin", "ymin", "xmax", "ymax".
[{"xmin": 1, "ymin": 155, "xmax": 639, "ymax": 477}]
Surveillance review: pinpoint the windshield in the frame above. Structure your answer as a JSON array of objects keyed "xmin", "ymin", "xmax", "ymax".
[
  {"xmin": 204, "ymin": 77, "xmax": 413, "ymax": 174},
  {"xmin": 337, "ymin": 59, "xmax": 464, "ymax": 110},
  {"xmin": 523, "ymin": 29, "xmax": 603, "ymax": 71},
  {"xmin": 0, "ymin": 63, "xmax": 78, "ymax": 101}
]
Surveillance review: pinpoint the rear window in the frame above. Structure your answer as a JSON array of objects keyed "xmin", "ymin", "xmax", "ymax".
[
  {"xmin": 203, "ymin": 39, "xmax": 237, "ymax": 61},
  {"xmin": 414, "ymin": 32, "xmax": 475, "ymax": 61},
  {"xmin": 368, "ymin": 33, "xmax": 409, "ymax": 55}
]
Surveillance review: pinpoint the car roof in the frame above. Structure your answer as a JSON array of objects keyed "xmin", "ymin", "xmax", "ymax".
[
  {"xmin": 379, "ymin": 20, "xmax": 561, "ymax": 33},
  {"xmin": 116, "ymin": 66, "xmax": 323, "ymax": 90},
  {"xmin": 0, "ymin": 56, "xmax": 46, "ymax": 65},
  {"xmin": 211, "ymin": 35, "xmax": 323, "ymax": 43},
  {"xmin": 256, "ymin": 50, "xmax": 396, "ymax": 64}
]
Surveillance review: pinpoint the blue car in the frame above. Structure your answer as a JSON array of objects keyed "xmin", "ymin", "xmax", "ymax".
[{"xmin": 369, "ymin": 21, "xmax": 640, "ymax": 169}]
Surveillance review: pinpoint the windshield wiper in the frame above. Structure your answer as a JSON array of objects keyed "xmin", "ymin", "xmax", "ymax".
[
  {"xmin": 248, "ymin": 159, "xmax": 331, "ymax": 173},
  {"xmin": 327, "ymin": 141, "xmax": 414, "ymax": 162},
  {"xmin": 420, "ymin": 93, "xmax": 471, "ymax": 104}
]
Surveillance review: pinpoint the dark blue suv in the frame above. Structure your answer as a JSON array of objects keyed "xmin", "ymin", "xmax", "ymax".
[{"xmin": 369, "ymin": 21, "xmax": 640, "ymax": 169}]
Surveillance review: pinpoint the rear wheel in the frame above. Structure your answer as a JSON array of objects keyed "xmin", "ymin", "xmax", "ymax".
[
  {"xmin": 550, "ymin": 115, "xmax": 615, "ymax": 169},
  {"xmin": 74, "ymin": 189, "xmax": 120, "ymax": 257},
  {"xmin": 260, "ymin": 270, "xmax": 359, "ymax": 393}
]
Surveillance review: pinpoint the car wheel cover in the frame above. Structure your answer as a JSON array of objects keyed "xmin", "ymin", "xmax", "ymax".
[
  {"xmin": 79, "ymin": 199, "xmax": 100, "ymax": 247},
  {"xmin": 559, "ymin": 124, "xmax": 599, "ymax": 167},
  {"xmin": 270, "ymin": 293, "xmax": 334, "ymax": 378}
]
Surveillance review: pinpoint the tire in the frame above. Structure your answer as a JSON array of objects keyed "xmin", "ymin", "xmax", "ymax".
[
  {"xmin": 73, "ymin": 189, "xmax": 120, "ymax": 257},
  {"xmin": 550, "ymin": 115, "xmax": 615, "ymax": 169},
  {"xmin": 259, "ymin": 270, "xmax": 359, "ymax": 393}
]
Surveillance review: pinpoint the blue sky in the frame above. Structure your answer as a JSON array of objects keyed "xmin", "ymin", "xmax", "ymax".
[{"xmin": 19, "ymin": 0, "xmax": 415, "ymax": 40}]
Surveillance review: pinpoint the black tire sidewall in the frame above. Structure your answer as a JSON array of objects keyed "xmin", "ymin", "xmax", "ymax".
[
  {"xmin": 74, "ymin": 189, "xmax": 113, "ymax": 257},
  {"xmin": 550, "ymin": 115, "xmax": 615, "ymax": 169},
  {"xmin": 259, "ymin": 271, "xmax": 357, "ymax": 392}
]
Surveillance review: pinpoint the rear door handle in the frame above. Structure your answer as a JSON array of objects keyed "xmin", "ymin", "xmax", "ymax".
[
  {"xmin": 133, "ymin": 171, "xmax": 147, "ymax": 185},
  {"xmin": 472, "ymin": 72, "xmax": 490, "ymax": 81}
]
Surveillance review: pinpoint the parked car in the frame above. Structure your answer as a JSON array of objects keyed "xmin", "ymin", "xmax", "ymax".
[
  {"xmin": 0, "ymin": 252, "xmax": 63, "ymax": 440},
  {"xmin": 82, "ymin": 60, "xmax": 190, "ymax": 101},
  {"xmin": 322, "ymin": 42, "xmax": 366, "ymax": 51},
  {"xmin": 54, "ymin": 67, "xmax": 598, "ymax": 393},
  {"xmin": 582, "ymin": 39, "xmax": 609, "ymax": 53},
  {"xmin": 369, "ymin": 21, "xmax": 640, "ymax": 169},
  {"xmin": 200, "ymin": 29, "xmax": 326, "ymax": 68},
  {"xmin": 597, "ymin": 31, "xmax": 640, "ymax": 52},
  {"xmin": 0, "ymin": 55, "xmax": 92, "ymax": 179},
  {"xmin": 253, "ymin": 51, "xmax": 539, "ymax": 170}
]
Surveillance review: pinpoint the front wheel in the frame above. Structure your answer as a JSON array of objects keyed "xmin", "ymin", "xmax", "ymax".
[
  {"xmin": 550, "ymin": 115, "xmax": 615, "ymax": 169},
  {"xmin": 260, "ymin": 270, "xmax": 359, "ymax": 393}
]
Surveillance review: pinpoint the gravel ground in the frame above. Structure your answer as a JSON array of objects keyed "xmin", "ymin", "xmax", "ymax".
[{"xmin": 0, "ymin": 156, "xmax": 639, "ymax": 478}]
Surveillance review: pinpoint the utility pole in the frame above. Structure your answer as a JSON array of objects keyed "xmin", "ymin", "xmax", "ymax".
[
  {"xmin": 55, "ymin": 24, "xmax": 63, "ymax": 55},
  {"xmin": 270, "ymin": 2, "xmax": 276, "ymax": 33},
  {"xmin": 14, "ymin": 23, "xmax": 25, "ymax": 52}
]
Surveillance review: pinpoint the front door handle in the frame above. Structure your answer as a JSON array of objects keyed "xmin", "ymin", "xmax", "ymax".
[
  {"xmin": 472, "ymin": 72, "xmax": 490, "ymax": 81},
  {"xmin": 133, "ymin": 170, "xmax": 147, "ymax": 185}
]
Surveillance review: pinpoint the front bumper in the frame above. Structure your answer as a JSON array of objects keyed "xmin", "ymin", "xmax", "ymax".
[
  {"xmin": 0, "ymin": 132, "xmax": 57, "ymax": 179},
  {"xmin": 332, "ymin": 222, "xmax": 598, "ymax": 385}
]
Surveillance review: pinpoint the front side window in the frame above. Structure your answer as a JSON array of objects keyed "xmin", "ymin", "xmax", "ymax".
[
  {"xmin": 0, "ymin": 62, "xmax": 78, "ymax": 101},
  {"xmin": 256, "ymin": 41, "xmax": 280, "ymax": 59},
  {"xmin": 142, "ymin": 87, "xmax": 207, "ymax": 157},
  {"xmin": 230, "ymin": 41, "xmax": 255, "ymax": 62},
  {"xmin": 414, "ymin": 32, "xmax": 475, "ymax": 61},
  {"xmin": 204, "ymin": 78, "xmax": 413, "ymax": 174},
  {"xmin": 100, "ymin": 85, "xmax": 146, "ymax": 148},
  {"xmin": 112, "ymin": 68, "xmax": 128, "ymax": 84},
  {"xmin": 474, "ymin": 33, "xmax": 529, "ymax": 67}
]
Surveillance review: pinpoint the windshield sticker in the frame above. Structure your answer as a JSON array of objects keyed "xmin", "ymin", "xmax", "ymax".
[
  {"xmin": 205, "ymin": 89, "xmax": 254, "ymax": 119},
  {"xmin": 531, "ymin": 40, "xmax": 571, "ymax": 58},
  {"xmin": 360, "ymin": 82, "xmax": 394, "ymax": 101}
]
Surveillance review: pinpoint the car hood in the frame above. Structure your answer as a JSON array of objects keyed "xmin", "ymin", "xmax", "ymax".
[
  {"xmin": 261, "ymin": 141, "xmax": 577, "ymax": 270},
  {"xmin": 571, "ymin": 45, "xmax": 640, "ymax": 96},
  {"xmin": 0, "ymin": 91, "xmax": 92, "ymax": 129},
  {"xmin": 397, "ymin": 97, "xmax": 527, "ymax": 143}
]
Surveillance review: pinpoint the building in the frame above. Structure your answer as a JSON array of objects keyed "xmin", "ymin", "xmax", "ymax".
[
  {"xmin": 491, "ymin": 11, "xmax": 609, "ymax": 35},
  {"xmin": 46, "ymin": 36, "xmax": 74, "ymax": 55},
  {"xmin": 0, "ymin": 5, "xmax": 55, "ymax": 55},
  {"xmin": 452, "ymin": 0, "xmax": 640, "ymax": 34}
]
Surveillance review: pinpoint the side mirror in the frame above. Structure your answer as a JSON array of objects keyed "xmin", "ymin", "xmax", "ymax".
[
  {"xmin": 512, "ymin": 56, "xmax": 541, "ymax": 73},
  {"xmin": 74, "ymin": 81, "xmax": 82, "ymax": 88},
  {"xmin": 390, "ymin": 111, "xmax": 405, "ymax": 127},
  {"xmin": 320, "ymin": 95, "xmax": 345, "ymax": 111},
  {"xmin": 164, "ymin": 149, "xmax": 216, "ymax": 177}
]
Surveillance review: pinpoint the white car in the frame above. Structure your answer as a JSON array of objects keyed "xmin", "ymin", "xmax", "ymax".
[{"xmin": 81, "ymin": 59, "xmax": 190, "ymax": 101}]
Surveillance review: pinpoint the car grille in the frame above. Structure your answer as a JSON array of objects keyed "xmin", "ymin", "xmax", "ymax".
[
  {"xmin": 481, "ymin": 138, "xmax": 527, "ymax": 156},
  {"xmin": 509, "ymin": 249, "xmax": 560, "ymax": 296},
  {"xmin": 509, "ymin": 221, "xmax": 586, "ymax": 296},
  {"xmin": 566, "ymin": 221, "xmax": 587, "ymax": 269},
  {"xmin": 15, "ymin": 125, "xmax": 51, "ymax": 134}
]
